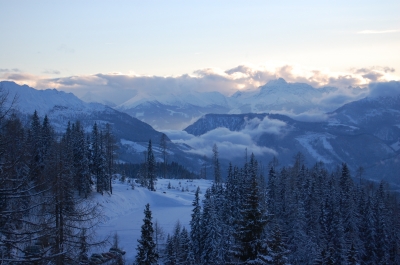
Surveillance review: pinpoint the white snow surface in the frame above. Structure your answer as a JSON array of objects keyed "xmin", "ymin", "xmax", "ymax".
[
  {"xmin": 117, "ymin": 90, "xmax": 229, "ymax": 109},
  {"xmin": 120, "ymin": 139, "xmax": 147, "ymax": 153},
  {"xmin": 2, "ymin": 81, "xmax": 106, "ymax": 117},
  {"xmin": 295, "ymin": 133, "xmax": 337, "ymax": 163},
  {"xmin": 92, "ymin": 178, "xmax": 212, "ymax": 263}
]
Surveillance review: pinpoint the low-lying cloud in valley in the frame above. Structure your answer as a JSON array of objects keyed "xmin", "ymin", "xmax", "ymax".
[{"xmin": 164, "ymin": 116, "xmax": 289, "ymax": 160}]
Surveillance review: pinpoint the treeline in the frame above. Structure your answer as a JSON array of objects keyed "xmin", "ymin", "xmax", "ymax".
[
  {"xmin": 0, "ymin": 110, "xmax": 116, "ymax": 264},
  {"xmin": 159, "ymin": 154, "xmax": 400, "ymax": 265},
  {"xmin": 117, "ymin": 161, "xmax": 199, "ymax": 181}
]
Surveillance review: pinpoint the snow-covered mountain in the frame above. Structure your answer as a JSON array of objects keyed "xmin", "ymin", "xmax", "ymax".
[
  {"xmin": 0, "ymin": 81, "xmax": 200, "ymax": 167},
  {"xmin": 110, "ymin": 78, "xmax": 349, "ymax": 130},
  {"xmin": 184, "ymin": 94, "xmax": 400, "ymax": 186},
  {"xmin": 229, "ymin": 78, "xmax": 336, "ymax": 113},
  {"xmin": 115, "ymin": 90, "xmax": 230, "ymax": 130}
]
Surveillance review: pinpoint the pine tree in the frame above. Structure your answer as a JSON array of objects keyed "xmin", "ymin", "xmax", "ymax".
[
  {"xmin": 201, "ymin": 190, "xmax": 224, "ymax": 265},
  {"xmin": 268, "ymin": 225, "xmax": 289, "ymax": 265},
  {"xmin": 43, "ymin": 127, "xmax": 103, "ymax": 264},
  {"xmin": 190, "ymin": 186, "xmax": 202, "ymax": 263},
  {"xmin": 178, "ymin": 227, "xmax": 191, "ymax": 264},
  {"xmin": 164, "ymin": 234, "xmax": 175, "ymax": 265},
  {"xmin": 0, "ymin": 114, "xmax": 45, "ymax": 262},
  {"xmin": 234, "ymin": 154, "xmax": 268, "ymax": 263},
  {"xmin": 160, "ymin": 133, "xmax": 168, "ymax": 179},
  {"xmin": 172, "ymin": 220, "xmax": 182, "ymax": 263},
  {"xmin": 28, "ymin": 110, "xmax": 44, "ymax": 186},
  {"xmin": 72, "ymin": 121, "xmax": 91, "ymax": 198},
  {"xmin": 103, "ymin": 123, "xmax": 116, "ymax": 194},
  {"xmin": 135, "ymin": 203, "xmax": 159, "ymax": 265},
  {"xmin": 78, "ymin": 228, "xmax": 90, "ymax": 264},
  {"xmin": 91, "ymin": 122, "xmax": 106, "ymax": 194},
  {"xmin": 212, "ymin": 143, "xmax": 221, "ymax": 183},
  {"xmin": 374, "ymin": 182, "xmax": 390, "ymax": 264},
  {"xmin": 147, "ymin": 140, "xmax": 156, "ymax": 191}
]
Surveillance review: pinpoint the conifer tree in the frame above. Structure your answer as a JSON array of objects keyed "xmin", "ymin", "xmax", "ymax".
[
  {"xmin": 212, "ymin": 143, "xmax": 221, "ymax": 183},
  {"xmin": 104, "ymin": 123, "xmax": 116, "ymax": 194},
  {"xmin": 91, "ymin": 122, "xmax": 106, "ymax": 194},
  {"xmin": 72, "ymin": 121, "xmax": 91, "ymax": 198},
  {"xmin": 190, "ymin": 186, "xmax": 202, "ymax": 263},
  {"xmin": 164, "ymin": 234, "xmax": 175, "ymax": 265},
  {"xmin": 234, "ymin": 153, "xmax": 268, "ymax": 263},
  {"xmin": 268, "ymin": 225, "xmax": 289, "ymax": 265},
  {"xmin": 28, "ymin": 110, "xmax": 44, "ymax": 186},
  {"xmin": 135, "ymin": 203, "xmax": 158, "ymax": 265},
  {"xmin": 147, "ymin": 140, "xmax": 156, "ymax": 191},
  {"xmin": 178, "ymin": 227, "xmax": 191, "ymax": 264},
  {"xmin": 201, "ymin": 189, "xmax": 224, "ymax": 265}
]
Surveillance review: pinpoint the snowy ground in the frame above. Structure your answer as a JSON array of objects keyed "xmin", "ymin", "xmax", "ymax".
[{"xmin": 91, "ymin": 178, "xmax": 213, "ymax": 263}]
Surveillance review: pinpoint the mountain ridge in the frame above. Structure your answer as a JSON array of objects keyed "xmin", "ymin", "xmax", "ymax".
[
  {"xmin": 101, "ymin": 78, "xmax": 363, "ymax": 129},
  {"xmin": 0, "ymin": 81, "xmax": 200, "ymax": 169},
  {"xmin": 183, "ymin": 96, "xmax": 400, "ymax": 186}
]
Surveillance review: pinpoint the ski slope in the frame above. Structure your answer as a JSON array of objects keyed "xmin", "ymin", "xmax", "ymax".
[{"xmin": 92, "ymin": 178, "xmax": 212, "ymax": 263}]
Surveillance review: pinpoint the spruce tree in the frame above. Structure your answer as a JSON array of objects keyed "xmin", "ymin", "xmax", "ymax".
[
  {"xmin": 190, "ymin": 186, "xmax": 202, "ymax": 263},
  {"xmin": 212, "ymin": 143, "xmax": 221, "ymax": 183},
  {"xmin": 135, "ymin": 203, "xmax": 158, "ymax": 265},
  {"xmin": 147, "ymin": 140, "xmax": 156, "ymax": 191},
  {"xmin": 234, "ymin": 154, "xmax": 268, "ymax": 263},
  {"xmin": 268, "ymin": 225, "xmax": 289, "ymax": 265}
]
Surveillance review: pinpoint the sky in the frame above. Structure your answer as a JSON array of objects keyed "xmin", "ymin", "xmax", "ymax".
[{"xmin": 1, "ymin": 0, "xmax": 400, "ymax": 101}]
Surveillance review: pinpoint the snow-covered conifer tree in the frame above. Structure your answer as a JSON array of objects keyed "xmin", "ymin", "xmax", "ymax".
[
  {"xmin": 135, "ymin": 203, "xmax": 158, "ymax": 265},
  {"xmin": 147, "ymin": 140, "xmax": 156, "ymax": 191}
]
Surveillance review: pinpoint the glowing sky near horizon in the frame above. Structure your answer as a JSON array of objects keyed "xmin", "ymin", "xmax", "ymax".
[{"xmin": 0, "ymin": 0, "xmax": 399, "ymax": 79}]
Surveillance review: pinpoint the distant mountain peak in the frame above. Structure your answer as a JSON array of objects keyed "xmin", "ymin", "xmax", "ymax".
[{"xmin": 265, "ymin": 77, "xmax": 287, "ymax": 86}]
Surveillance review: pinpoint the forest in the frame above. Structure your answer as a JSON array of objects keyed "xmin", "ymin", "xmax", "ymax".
[
  {"xmin": 0, "ymin": 107, "xmax": 117, "ymax": 264},
  {"xmin": 158, "ymin": 155, "xmax": 400, "ymax": 264},
  {"xmin": 1, "ymin": 101, "xmax": 400, "ymax": 265}
]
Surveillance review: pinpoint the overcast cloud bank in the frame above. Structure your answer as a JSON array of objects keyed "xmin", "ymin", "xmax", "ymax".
[{"xmin": 1, "ymin": 63, "xmax": 398, "ymax": 106}]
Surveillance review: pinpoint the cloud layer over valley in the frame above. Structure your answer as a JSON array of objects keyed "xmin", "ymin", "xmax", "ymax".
[
  {"xmin": 1, "ymin": 62, "xmax": 398, "ymax": 107},
  {"xmin": 164, "ymin": 116, "xmax": 289, "ymax": 160}
]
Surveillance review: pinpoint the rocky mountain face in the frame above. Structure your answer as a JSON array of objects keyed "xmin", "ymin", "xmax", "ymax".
[
  {"xmin": 0, "ymin": 81, "xmax": 199, "ymax": 168},
  {"xmin": 184, "ymin": 95, "xmax": 400, "ymax": 186}
]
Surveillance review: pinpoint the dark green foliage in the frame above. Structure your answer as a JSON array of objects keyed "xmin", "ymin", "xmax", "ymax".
[
  {"xmin": 135, "ymin": 203, "xmax": 159, "ymax": 265},
  {"xmin": 116, "ymin": 161, "xmax": 199, "ymax": 180},
  {"xmin": 181, "ymin": 153, "xmax": 400, "ymax": 265},
  {"xmin": 0, "ymin": 111, "xmax": 105, "ymax": 264},
  {"xmin": 147, "ymin": 140, "xmax": 156, "ymax": 191},
  {"xmin": 234, "ymin": 154, "xmax": 268, "ymax": 263},
  {"xmin": 190, "ymin": 186, "xmax": 202, "ymax": 263}
]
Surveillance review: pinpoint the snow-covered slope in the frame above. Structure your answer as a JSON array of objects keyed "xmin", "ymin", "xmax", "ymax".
[
  {"xmin": 183, "ymin": 100, "xmax": 400, "ymax": 186},
  {"xmin": 1, "ymin": 81, "xmax": 103, "ymax": 116},
  {"xmin": 0, "ymin": 81, "xmax": 201, "ymax": 168},
  {"xmin": 115, "ymin": 90, "xmax": 230, "ymax": 130},
  {"xmin": 93, "ymin": 178, "xmax": 212, "ymax": 263},
  {"xmin": 118, "ymin": 90, "xmax": 229, "ymax": 109}
]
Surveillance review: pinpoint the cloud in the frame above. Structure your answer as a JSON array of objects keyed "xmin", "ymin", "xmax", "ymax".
[
  {"xmin": 164, "ymin": 116, "xmax": 287, "ymax": 160},
  {"xmin": 164, "ymin": 127, "xmax": 277, "ymax": 160},
  {"xmin": 368, "ymin": 81, "xmax": 400, "ymax": 98},
  {"xmin": 0, "ymin": 68, "xmax": 21, "ymax": 73},
  {"xmin": 357, "ymin": 30, "xmax": 400, "ymax": 34},
  {"xmin": 242, "ymin": 116, "xmax": 287, "ymax": 135},
  {"xmin": 1, "ymin": 62, "xmax": 398, "ymax": 107},
  {"xmin": 161, "ymin": 130, "xmax": 194, "ymax": 141},
  {"xmin": 42, "ymin": 70, "xmax": 61, "ymax": 75}
]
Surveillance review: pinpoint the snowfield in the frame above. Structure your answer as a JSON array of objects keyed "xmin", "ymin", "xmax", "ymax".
[{"xmin": 91, "ymin": 178, "xmax": 212, "ymax": 263}]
